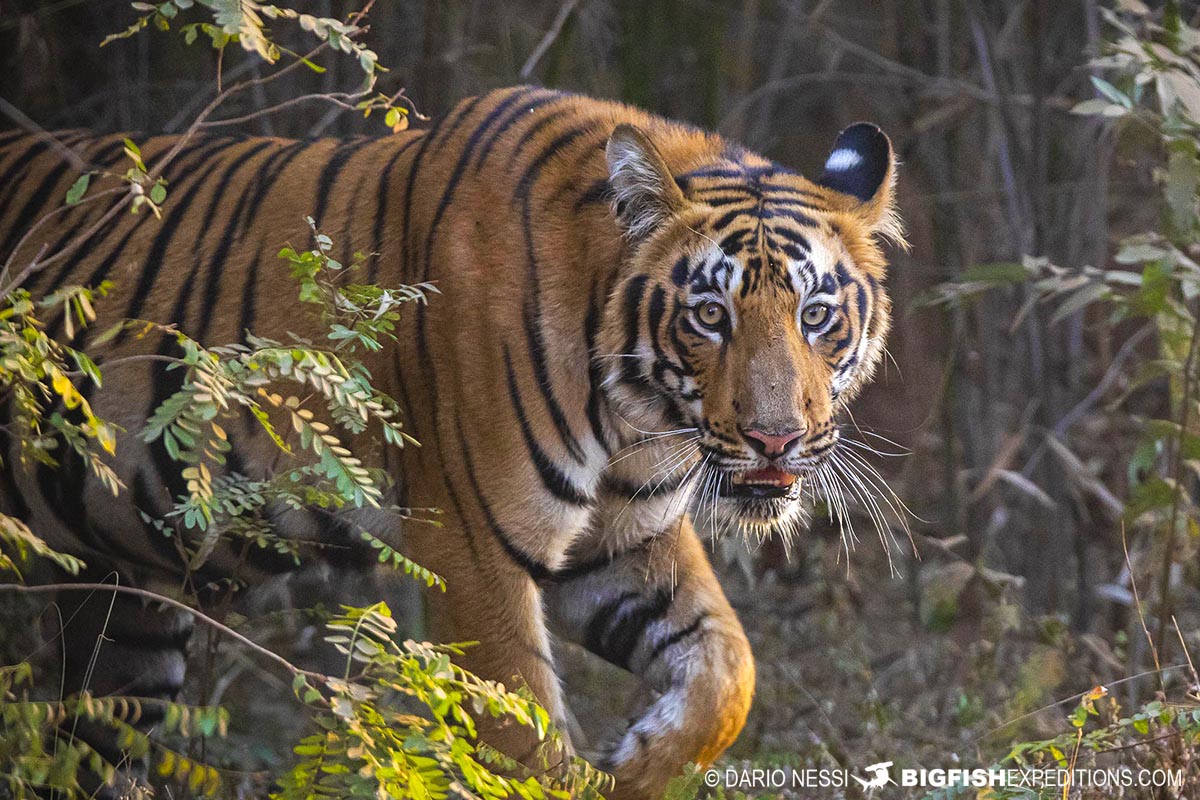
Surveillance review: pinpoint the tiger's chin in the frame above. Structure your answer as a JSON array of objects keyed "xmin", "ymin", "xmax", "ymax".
[{"xmin": 698, "ymin": 467, "xmax": 805, "ymax": 540}]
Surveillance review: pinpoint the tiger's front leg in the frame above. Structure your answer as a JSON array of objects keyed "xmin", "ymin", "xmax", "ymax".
[
  {"xmin": 401, "ymin": 490, "xmax": 573, "ymax": 777},
  {"xmin": 544, "ymin": 517, "xmax": 754, "ymax": 800}
]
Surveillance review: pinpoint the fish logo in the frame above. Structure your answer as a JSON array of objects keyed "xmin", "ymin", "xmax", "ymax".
[{"xmin": 852, "ymin": 761, "xmax": 895, "ymax": 792}]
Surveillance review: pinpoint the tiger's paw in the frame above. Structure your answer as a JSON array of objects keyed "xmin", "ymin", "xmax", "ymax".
[{"xmin": 599, "ymin": 631, "xmax": 755, "ymax": 800}]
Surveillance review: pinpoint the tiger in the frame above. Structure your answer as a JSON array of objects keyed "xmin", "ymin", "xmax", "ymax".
[{"xmin": 0, "ymin": 85, "xmax": 902, "ymax": 799}]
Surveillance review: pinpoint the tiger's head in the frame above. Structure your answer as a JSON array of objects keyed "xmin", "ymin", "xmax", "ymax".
[{"xmin": 598, "ymin": 122, "xmax": 903, "ymax": 537}]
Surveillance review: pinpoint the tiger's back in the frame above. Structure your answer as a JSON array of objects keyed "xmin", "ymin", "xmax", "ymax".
[{"xmin": 0, "ymin": 129, "xmax": 430, "ymax": 579}]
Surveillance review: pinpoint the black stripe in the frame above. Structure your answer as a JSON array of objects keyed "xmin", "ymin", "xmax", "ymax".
[
  {"xmin": 130, "ymin": 467, "xmax": 201, "ymax": 574},
  {"xmin": 522, "ymin": 305, "xmax": 586, "ymax": 462},
  {"xmin": 584, "ymin": 591, "xmax": 638, "ymax": 655},
  {"xmin": 311, "ymin": 137, "xmax": 376, "ymax": 228},
  {"xmin": 419, "ymin": 89, "xmax": 536, "ymax": 289},
  {"xmin": 505, "ymin": 108, "xmax": 572, "ymax": 169},
  {"xmin": 601, "ymin": 470, "xmax": 686, "ymax": 499},
  {"xmin": 0, "ymin": 140, "xmax": 55, "ymax": 240},
  {"xmin": 513, "ymin": 121, "xmax": 597, "ymax": 468},
  {"xmin": 0, "ymin": 129, "xmax": 30, "ymax": 147},
  {"xmin": 0, "ymin": 401, "xmax": 30, "ymax": 519},
  {"xmin": 21, "ymin": 138, "xmax": 130, "ymax": 298},
  {"xmin": 402, "ymin": 99, "xmax": 496, "ymax": 511},
  {"xmin": 390, "ymin": 347, "xmax": 421, "ymax": 443},
  {"xmin": 583, "ymin": 290, "xmax": 610, "ymax": 453},
  {"xmin": 183, "ymin": 140, "xmax": 275, "ymax": 341},
  {"xmin": 54, "ymin": 137, "xmax": 235, "ymax": 342},
  {"xmin": 0, "ymin": 135, "xmax": 91, "ymax": 260},
  {"xmin": 30, "ymin": 136, "xmax": 218, "ymax": 311},
  {"xmin": 585, "ymin": 589, "xmax": 673, "ymax": 671},
  {"xmin": 401, "ymin": 98, "xmax": 481, "ymax": 284},
  {"xmin": 471, "ymin": 88, "xmax": 562, "ymax": 173},
  {"xmin": 618, "ymin": 275, "xmax": 649, "ymax": 389},
  {"xmin": 34, "ymin": 381, "xmax": 94, "ymax": 545},
  {"xmin": 455, "ymin": 415, "xmax": 558, "ymax": 580},
  {"xmin": 369, "ymin": 134, "xmax": 424, "ymax": 281},
  {"xmin": 549, "ymin": 551, "xmax": 614, "ymax": 582},
  {"xmin": 574, "ymin": 177, "xmax": 610, "ymax": 210},
  {"xmin": 119, "ymin": 141, "xmax": 241, "ymax": 333},
  {"xmin": 237, "ymin": 140, "xmax": 314, "ymax": 337},
  {"xmin": 643, "ymin": 613, "xmax": 707, "ymax": 668},
  {"xmin": 549, "ymin": 535, "xmax": 655, "ymax": 583},
  {"xmin": 147, "ymin": 356, "xmax": 192, "ymax": 512},
  {"xmin": 503, "ymin": 348, "xmax": 589, "ymax": 506},
  {"xmin": 602, "ymin": 589, "xmax": 673, "ymax": 670},
  {"xmin": 124, "ymin": 679, "xmax": 184, "ymax": 700},
  {"xmin": 109, "ymin": 626, "xmax": 193, "ymax": 652}
]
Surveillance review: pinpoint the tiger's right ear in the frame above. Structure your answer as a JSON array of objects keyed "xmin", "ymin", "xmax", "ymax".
[{"xmin": 606, "ymin": 124, "xmax": 687, "ymax": 240}]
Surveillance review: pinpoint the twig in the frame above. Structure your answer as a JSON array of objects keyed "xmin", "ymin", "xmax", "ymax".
[
  {"xmin": 62, "ymin": 353, "xmax": 183, "ymax": 377},
  {"xmin": 161, "ymin": 59, "xmax": 261, "ymax": 133},
  {"xmin": 200, "ymin": 92, "xmax": 366, "ymax": 128},
  {"xmin": 0, "ymin": 582, "xmax": 327, "ymax": 689},
  {"xmin": 1124, "ymin": 523, "xmax": 1165, "ymax": 695},
  {"xmin": 519, "ymin": 0, "xmax": 581, "ymax": 80},
  {"xmin": 1172, "ymin": 615, "xmax": 1200, "ymax": 694},
  {"xmin": 0, "ymin": 187, "xmax": 125, "ymax": 290},
  {"xmin": 1019, "ymin": 324, "xmax": 1153, "ymax": 478},
  {"xmin": 1155, "ymin": 307, "xmax": 1200, "ymax": 660},
  {"xmin": 0, "ymin": 97, "xmax": 91, "ymax": 172},
  {"xmin": 1096, "ymin": 729, "xmax": 1186, "ymax": 754},
  {"xmin": 978, "ymin": 663, "xmax": 1189, "ymax": 741},
  {"xmin": 0, "ymin": 194, "xmax": 132, "ymax": 299}
]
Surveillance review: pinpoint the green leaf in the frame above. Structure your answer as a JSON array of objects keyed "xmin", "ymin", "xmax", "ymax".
[
  {"xmin": 66, "ymin": 173, "xmax": 92, "ymax": 205},
  {"xmin": 1090, "ymin": 75, "xmax": 1131, "ymax": 108},
  {"xmin": 1165, "ymin": 139, "xmax": 1200, "ymax": 236}
]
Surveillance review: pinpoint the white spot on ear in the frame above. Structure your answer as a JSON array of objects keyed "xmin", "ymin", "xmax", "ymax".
[{"xmin": 824, "ymin": 148, "xmax": 863, "ymax": 172}]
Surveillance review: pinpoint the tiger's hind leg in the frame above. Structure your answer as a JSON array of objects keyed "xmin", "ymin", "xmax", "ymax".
[
  {"xmin": 544, "ymin": 518, "xmax": 754, "ymax": 800},
  {"xmin": 52, "ymin": 581, "xmax": 194, "ymax": 799}
]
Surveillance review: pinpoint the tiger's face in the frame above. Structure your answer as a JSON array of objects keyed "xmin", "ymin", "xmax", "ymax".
[{"xmin": 600, "ymin": 122, "xmax": 902, "ymax": 536}]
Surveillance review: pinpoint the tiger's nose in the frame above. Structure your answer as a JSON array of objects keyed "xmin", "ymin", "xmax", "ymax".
[{"xmin": 741, "ymin": 427, "xmax": 805, "ymax": 459}]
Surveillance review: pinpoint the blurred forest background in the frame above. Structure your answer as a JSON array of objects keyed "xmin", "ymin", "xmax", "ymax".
[{"xmin": 2, "ymin": 0, "xmax": 1200, "ymax": 796}]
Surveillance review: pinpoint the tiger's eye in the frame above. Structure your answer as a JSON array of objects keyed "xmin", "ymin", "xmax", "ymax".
[
  {"xmin": 802, "ymin": 303, "xmax": 831, "ymax": 328},
  {"xmin": 695, "ymin": 301, "xmax": 728, "ymax": 330}
]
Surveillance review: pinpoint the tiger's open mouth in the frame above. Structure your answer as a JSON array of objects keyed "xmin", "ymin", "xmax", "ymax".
[{"xmin": 718, "ymin": 465, "xmax": 802, "ymax": 500}]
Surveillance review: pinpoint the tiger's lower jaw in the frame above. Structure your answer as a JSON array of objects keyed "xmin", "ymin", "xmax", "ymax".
[{"xmin": 699, "ymin": 471, "xmax": 805, "ymax": 538}]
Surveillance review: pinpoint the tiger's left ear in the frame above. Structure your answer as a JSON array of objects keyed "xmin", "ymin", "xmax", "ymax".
[
  {"xmin": 606, "ymin": 124, "xmax": 687, "ymax": 241},
  {"xmin": 817, "ymin": 123, "xmax": 901, "ymax": 238}
]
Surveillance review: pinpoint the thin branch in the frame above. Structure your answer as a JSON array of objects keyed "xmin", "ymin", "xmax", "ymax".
[
  {"xmin": 200, "ymin": 91, "xmax": 367, "ymax": 130},
  {"xmin": 978, "ymin": 663, "xmax": 1189, "ymax": 741},
  {"xmin": 63, "ymin": 353, "xmax": 183, "ymax": 377},
  {"xmin": 0, "ymin": 97, "xmax": 91, "ymax": 172},
  {"xmin": 1018, "ymin": 324, "xmax": 1154, "ymax": 478},
  {"xmin": 0, "ymin": 187, "xmax": 125, "ymax": 290},
  {"xmin": 1171, "ymin": 615, "xmax": 1200, "ymax": 694},
  {"xmin": 1125, "ymin": 524, "xmax": 1164, "ymax": 696},
  {"xmin": 1156, "ymin": 306, "xmax": 1200, "ymax": 659},
  {"xmin": 519, "ymin": 0, "xmax": 581, "ymax": 81},
  {"xmin": 0, "ymin": 194, "xmax": 132, "ymax": 299},
  {"xmin": 0, "ymin": 582, "xmax": 327, "ymax": 689}
]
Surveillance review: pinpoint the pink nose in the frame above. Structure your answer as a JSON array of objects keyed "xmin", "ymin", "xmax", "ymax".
[{"xmin": 741, "ymin": 428, "xmax": 805, "ymax": 459}]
